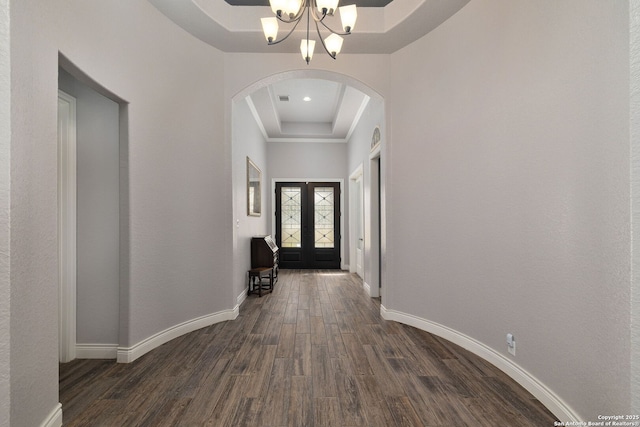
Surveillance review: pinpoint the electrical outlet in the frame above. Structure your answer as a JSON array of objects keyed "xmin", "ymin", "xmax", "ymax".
[{"xmin": 506, "ymin": 333, "xmax": 516, "ymax": 356}]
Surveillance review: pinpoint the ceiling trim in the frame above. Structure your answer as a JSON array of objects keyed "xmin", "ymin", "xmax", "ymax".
[
  {"xmin": 344, "ymin": 95, "xmax": 371, "ymax": 142},
  {"xmin": 234, "ymin": 69, "xmax": 386, "ymax": 143},
  {"xmin": 266, "ymin": 85, "xmax": 283, "ymax": 134},
  {"xmin": 330, "ymin": 83, "xmax": 347, "ymax": 134},
  {"xmin": 245, "ymin": 92, "xmax": 354, "ymax": 143},
  {"xmin": 266, "ymin": 137, "xmax": 349, "ymax": 143},
  {"xmin": 245, "ymin": 95, "xmax": 270, "ymax": 142},
  {"xmin": 147, "ymin": 0, "xmax": 471, "ymax": 54},
  {"xmin": 224, "ymin": 0, "xmax": 393, "ymax": 7}
]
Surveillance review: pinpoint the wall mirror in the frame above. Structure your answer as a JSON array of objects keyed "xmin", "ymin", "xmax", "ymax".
[{"xmin": 247, "ymin": 157, "xmax": 261, "ymax": 216}]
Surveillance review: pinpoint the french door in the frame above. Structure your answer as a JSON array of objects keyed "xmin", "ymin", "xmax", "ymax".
[{"xmin": 275, "ymin": 182, "xmax": 341, "ymax": 269}]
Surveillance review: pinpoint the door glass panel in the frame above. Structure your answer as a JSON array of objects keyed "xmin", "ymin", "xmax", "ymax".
[
  {"xmin": 314, "ymin": 187, "xmax": 334, "ymax": 248},
  {"xmin": 281, "ymin": 187, "xmax": 302, "ymax": 248}
]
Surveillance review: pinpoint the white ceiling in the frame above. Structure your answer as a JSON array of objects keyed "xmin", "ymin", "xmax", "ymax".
[
  {"xmin": 247, "ymin": 78, "xmax": 370, "ymax": 142},
  {"xmin": 148, "ymin": 0, "xmax": 470, "ymax": 54},
  {"xmin": 224, "ymin": 0, "xmax": 394, "ymax": 7},
  {"xmin": 147, "ymin": 0, "xmax": 470, "ymax": 141}
]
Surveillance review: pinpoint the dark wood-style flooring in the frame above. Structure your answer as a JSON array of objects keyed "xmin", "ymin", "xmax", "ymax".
[{"xmin": 60, "ymin": 270, "xmax": 558, "ymax": 426}]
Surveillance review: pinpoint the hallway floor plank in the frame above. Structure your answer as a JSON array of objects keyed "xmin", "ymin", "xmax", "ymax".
[{"xmin": 60, "ymin": 270, "xmax": 557, "ymax": 426}]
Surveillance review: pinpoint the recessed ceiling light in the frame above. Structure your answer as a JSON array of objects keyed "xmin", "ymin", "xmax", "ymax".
[{"xmin": 303, "ymin": 96, "xmax": 311, "ymax": 102}]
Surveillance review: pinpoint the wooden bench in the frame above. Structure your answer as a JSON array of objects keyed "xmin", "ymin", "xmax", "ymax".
[{"xmin": 247, "ymin": 267, "xmax": 274, "ymax": 297}]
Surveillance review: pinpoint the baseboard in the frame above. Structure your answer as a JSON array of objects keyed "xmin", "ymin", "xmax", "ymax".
[
  {"xmin": 40, "ymin": 403, "xmax": 62, "ymax": 427},
  {"xmin": 380, "ymin": 305, "xmax": 580, "ymax": 423},
  {"xmin": 363, "ymin": 281, "xmax": 371, "ymax": 296},
  {"xmin": 362, "ymin": 281, "xmax": 380, "ymax": 298},
  {"xmin": 237, "ymin": 287, "xmax": 248, "ymax": 307},
  {"xmin": 117, "ymin": 307, "xmax": 239, "ymax": 363},
  {"xmin": 76, "ymin": 343, "xmax": 118, "ymax": 359}
]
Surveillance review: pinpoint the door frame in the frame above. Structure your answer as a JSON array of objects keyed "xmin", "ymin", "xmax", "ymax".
[
  {"xmin": 349, "ymin": 164, "xmax": 364, "ymax": 277},
  {"xmin": 58, "ymin": 90, "xmax": 77, "ymax": 363},
  {"xmin": 368, "ymin": 151, "xmax": 381, "ymax": 299},
  {"xmin": 272, "ymin": 178, "xmax": 345, "ymax": 270}
]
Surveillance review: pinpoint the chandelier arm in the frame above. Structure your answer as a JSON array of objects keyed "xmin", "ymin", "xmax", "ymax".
[
  {"xmin": 308, "ymin": 2, "xmax": 327, "ymax": 23},
  {"xmin": 317, "ymin": 18, "xmax": 351, "ymax": 36},
  {"xmin": 305, "ymin": 5, "xmax": 312, "ymax": 63},
  {"xmin": 275, "ymin": 0, "xmax": 308, "ymax": 23},
  {"xmin": 315, "ymin": 20, "xmax": 337, "ymax": 59},
  {"xmin": 275, "ymin": 11, "xmax": 303, "ymax": 24},
  {"xmin": 267, "ymin": 15, "xmax": 303, "ymax": 46},
  {"xmin": 262, "ymin": 0, "xmax": 350, "ymax": 61},
  {"xmin": 309, "ymin": 1, "xmax": 350, "ymax": 35}
]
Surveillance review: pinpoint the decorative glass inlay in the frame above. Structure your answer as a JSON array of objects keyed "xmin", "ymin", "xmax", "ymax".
[
  {"xmin": 281, "ymin": 187, "xmax": 301, "ymax": 248},
  {"xmin": 314, "ymin": 187, "xmax": 334, "ymax": 248}
]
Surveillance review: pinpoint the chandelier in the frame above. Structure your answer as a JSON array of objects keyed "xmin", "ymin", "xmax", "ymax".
[{"xmin": 260, "ymin": 0, "xmax": 358, "ymax": 64}]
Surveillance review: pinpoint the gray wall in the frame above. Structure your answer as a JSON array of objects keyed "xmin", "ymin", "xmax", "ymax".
[
  {"xmin": 4, "ymin": 0, "xmax": 637, "ymax": 424},
  {"xmin": 267, "ymin": 141, "xmax": 348, "ymax": 181},
  {"xmin": 267, "ymin": 141, "xmax": 349, "ymax": 213},
  {"xmin": 387, "ymin": 0, "xmax": 630, "ymax": 419},
  {"xmin": 631, "ymin": 0, "xmax": 640, "ymax": 414},
  {"xmin": 8, "ymin": 1, "xmax": 226, "ymax": 424},
  {"xmin": 347, "ymin": 97, "xmax": 384, "ymax": 287},
  {"xmin": 267, "ymin": 140, "xmax": 348, "ymax": 265},
  {"xmin": 0, "ymin": 0, "xmax": 10, "ymax": 423},
  {"xmin": 10, "ymin": 1, "xmax": 65, "ymax": 423},
  {"xmin": 58, "ymin": 68, "xmax": 120, "ymax": 348},
  {"xmin": 232, "ymin": 98, "xmax": 268, "ymax": 301}
]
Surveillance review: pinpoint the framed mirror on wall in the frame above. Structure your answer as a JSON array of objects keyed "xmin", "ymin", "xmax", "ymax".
[{"xmin": 247, "ymin": 157, "xmax": 261, "ymax": 216}]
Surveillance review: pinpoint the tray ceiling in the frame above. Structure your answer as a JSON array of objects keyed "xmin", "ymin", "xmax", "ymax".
[
  {"xmin": 246, "ymin": 78, "xmax": 370, "ymax": 143},
  {"xmin": 147, "ymin": 0, "xmax": 470, "ymax": 140},
  {"xmin": 224, "ymin": 0, "xmax": 394, "ymax": 6},
  {"xmin": 147, "ymin": 0, "xmax": 470, "ymax": 54}
]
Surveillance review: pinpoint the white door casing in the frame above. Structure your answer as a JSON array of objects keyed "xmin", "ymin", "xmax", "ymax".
[
  {"xmin": 355, "ymin": 176, "xmax": 364, "ymax": 278},
  {"xmin": 369, "ymin": 150, "xmax": 381, "ymax": 299},
  {"xmin": 58, "ymin": 90, "xmax": 77, "ymax": 363},
  {"xmin": 349, "ymin": 165, "xmax": 364, "ymax": 278}
]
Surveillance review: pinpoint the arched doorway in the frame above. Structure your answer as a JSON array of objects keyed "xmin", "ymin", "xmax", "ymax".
[{"xmin": 230, "ymin": 70, "xmax": 386, "ymax": 302}]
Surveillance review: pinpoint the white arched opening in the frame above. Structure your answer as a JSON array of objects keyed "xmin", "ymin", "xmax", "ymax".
[{"xmin": 229, "ymin": 69, "xmax": 387, "ymax": 305}]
